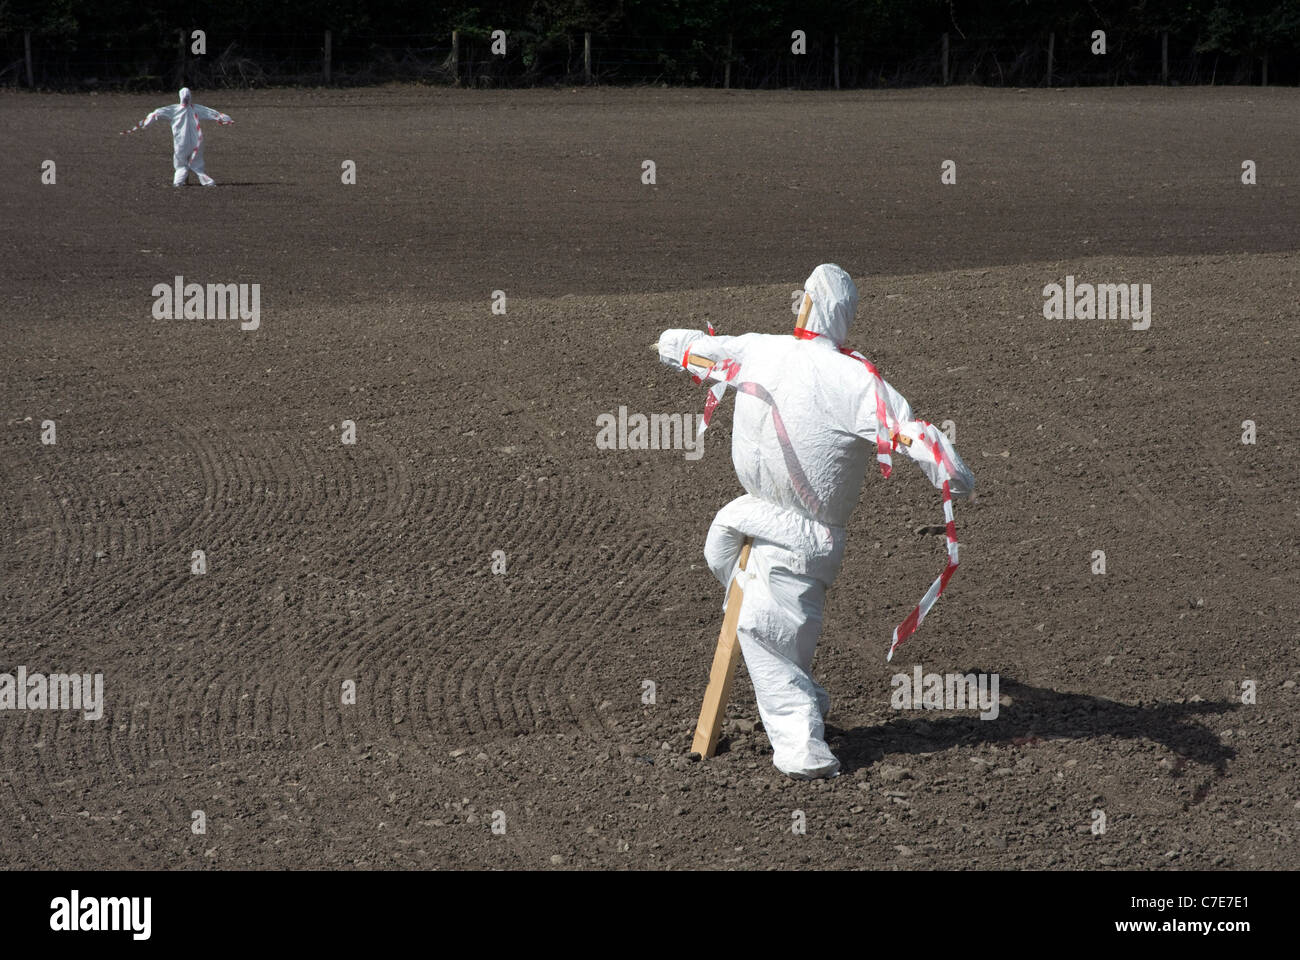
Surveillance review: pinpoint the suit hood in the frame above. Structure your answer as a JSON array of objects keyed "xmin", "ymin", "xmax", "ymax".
[{"xmin": 801, "ymin": 263, "xmax": 858, "ymax": 347}]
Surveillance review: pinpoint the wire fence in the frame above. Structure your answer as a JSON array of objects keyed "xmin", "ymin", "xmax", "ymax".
[{"xmin": 0, "ymin": 28, "xmax": 1288, "ymax": 91}]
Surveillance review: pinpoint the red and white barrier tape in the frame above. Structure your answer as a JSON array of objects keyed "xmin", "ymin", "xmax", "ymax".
[
  {"xmin": 687, "ymin": 324, "xmax": 961, "ymax": 660},
  {"xmin": 120, "ymin": 111, "xmax": 159, "ymax": 136},
  {"xmin": 120, "ymin": 106, "xmax": 232, "ymax": 162},
  {"xmin": 189, "ymin": 106, "xmax": 203, "ymax": 165},
  {"xmin": 795, "ymin": 327, "xmax": 898, "ymax": 479}
]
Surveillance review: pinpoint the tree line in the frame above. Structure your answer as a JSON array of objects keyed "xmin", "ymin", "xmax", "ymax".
[{"xmin": 3, "ymin": 1, "xmax": 1297, "ymax": 88}]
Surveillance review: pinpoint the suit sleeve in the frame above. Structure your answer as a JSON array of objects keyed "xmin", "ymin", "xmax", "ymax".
[
  {"xmin": 194, "ymin": 105, "xmax": 233, "ymax": 123},
  {"xmin": 856, "ymin": 378, "xmax": 976, "ymax": 498},
  {"xmin": 656, "ymin": 329, "xmax": 757, "ymax": 372}
]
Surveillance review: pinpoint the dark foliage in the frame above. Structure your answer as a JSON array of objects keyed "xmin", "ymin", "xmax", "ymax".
[{"xmin": 2, "ymin": 1, "xmax": 1296, "ymax": 89}]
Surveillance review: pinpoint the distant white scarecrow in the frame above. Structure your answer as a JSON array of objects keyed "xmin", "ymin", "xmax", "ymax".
[
  {"xmin": 122, "ymin": 87, "xmax": 233, "ymax": 186},
  {"xmin": 658, "ymin": 264, "xmax": 975, "ymax": 779}
]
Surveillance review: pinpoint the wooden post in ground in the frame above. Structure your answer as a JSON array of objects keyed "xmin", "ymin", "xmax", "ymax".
[
  {"xmin": 24, "ymin": 31, "xmax": 33, "ymax": 88},
  {"xmin": 941, "ymin": 32, "xmax": 949, "ymax": 85},
  {"xmin": 724, "ymin": 33, "xmax": 732, "ymax": 89},
  {"xmin": 1161, "ymin": 31, "xmax": 1168, "ymax": 83},
  {"xmin": 451, "ymin": 30, "xmax": 459, "ymax": 86},
  {"xmin": 323, "ymin": 30, "xmax": 332, "ymax": 84},
  {"xmin": 833, "ymin": 34, "xmax": 840, "ymax": 89},
  {"xmin": 1046, "ymin": 32, "xmax": 1054, "ymax": 85},
  {"xmin": 691, "ymin": 538, "xmax": 753, "ymax": 758},
  {"xmin": 584, "ymin": 32, "xmax": 592, "ymax": 83},
  {"xmin": 1262, "ymin": 53, "xmax": 1269, "ymax": 85}
]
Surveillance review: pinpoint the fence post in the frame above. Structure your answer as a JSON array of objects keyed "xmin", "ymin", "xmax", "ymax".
[
  {"xmin": 23, "ymin": 30, "xmax": 33, "ymax": 87},
  {"xmin": 584, "ymin": 32, "xmax": 591, "ymax": 83},
  {"xmin": 451, "ymin": 30, "xmax": 459, "ymax": 86},
  {"xmin": 941, "ymin": 32, "xmax": 949, "ymax": 85},
  {"xmin": 1161, "ymin": 31, "xmax": 1168, "ymax": 83},
  {"xmin": 1261, "ymin": 52, "xmax": 1268, "ymax": 85},
  {"xmin": 833, "ymin": 34, "xmax": 840, "ymax": 89},
  {"xmin": 1046, "ymin": 31, "xmax": 1054, "ymax": 85},
  {"xmin": 323, "ymin": 30, "xmax": 332, "ymax": 84},
  {"xmin": 724, "ymin": 33, "xmax": 732, "ymax": 89}
]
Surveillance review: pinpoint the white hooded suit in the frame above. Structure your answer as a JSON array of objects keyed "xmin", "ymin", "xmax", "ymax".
[
  {"xmin": 659, "ymin": 264, "xmax": 975, "ymax": 778},
  {"xmin": 132, "ymin": 88, "xmax": 233, "ymax": 186}
]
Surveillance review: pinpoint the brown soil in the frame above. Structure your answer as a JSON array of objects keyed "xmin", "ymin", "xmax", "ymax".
[{"xmin": 1, "ymin": 86, "xmax": 1297, "ymax": 869}]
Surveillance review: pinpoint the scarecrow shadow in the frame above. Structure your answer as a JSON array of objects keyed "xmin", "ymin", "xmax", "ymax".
[
  {"xmin": 168, "ymin": 181, "xmax": 280, "ymax": 188},
  {"xmin": 825, "ymin": 676, "xmax": 1237, "ymax": 777}
]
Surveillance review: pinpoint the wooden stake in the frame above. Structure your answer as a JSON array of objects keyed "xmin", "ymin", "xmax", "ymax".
[
  {"xmin": 691, "ymin": 538, "xmax": 752, "ymax": 758},
  {"xmin": 795, "ymin": 292, "xmax": 812, "ymax": 330}
]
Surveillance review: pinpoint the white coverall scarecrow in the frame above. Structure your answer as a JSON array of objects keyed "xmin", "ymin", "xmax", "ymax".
[
  {"xmin": 658, "ymin": 264, "xmax": 975, "ymax": 779},
  {"xmin": 128, "ymin": 88, "xmax": 233, "ymax": 187}
]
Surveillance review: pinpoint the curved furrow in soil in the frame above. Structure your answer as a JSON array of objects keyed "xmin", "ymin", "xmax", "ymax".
[
  {"xmin": 2, "ymin": 710, "xmax": 107, "ymax": 860},
  {"xmin": 9, "ymin": 453, "xmax": 88, "ymax": 626},
  {"xmin": 422, "ymin": 477, "xmax": 618, "ymax": 739},
  {"xmin": 11, "ymin": 406, "xmax": 201, "ymax": 635},
  {"xmin": 99, "ymin": 424, "xmax": 421, "ymax": 765},
  {"xmin": 0, "ymin": 715, "xmax": 67, "ymax": 863},
  {"xmin": 1, "ymin": 370, "xmax": 109, "ymax": 622},
  {"xmin": 0, "ymin": 446, "xmax": 62, "ymax": 624}
]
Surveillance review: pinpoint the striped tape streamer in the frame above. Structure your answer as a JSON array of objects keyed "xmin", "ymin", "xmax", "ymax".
[
  {"xmin": 682, "ymin": 348, "xmax": 740, "ymax": 433},
  {"xmin": 120, "ymin": 105, "xmax": 231, "ymax": 156},
  {"xmin": 120, "ymin": 111, "xmax": 159, "ymax": 136},
  {"xmin": 886, "ymin": 475, "xmax": 959, "ymax": 662},
  {"xmin": 189, "ymin": 105, "xmax": 203, "ymax": 165},
  {"xmin": 686, "ymin": 325, "xmax": 960, "ymax": 660},
  {"xmin": 789, "ymin": 325, "xmax": 961, "ymax": 658},
  {"xmin": 794, "ymin": 327, "xmax": 902, "ymax": 477}
]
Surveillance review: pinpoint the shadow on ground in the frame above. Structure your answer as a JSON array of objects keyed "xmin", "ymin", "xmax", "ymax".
[{"xmin": 825, "ymin": 676, "xmax": 1237, "ymax": 778}]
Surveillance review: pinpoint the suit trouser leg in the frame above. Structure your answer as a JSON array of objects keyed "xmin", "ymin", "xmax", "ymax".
[
  {"xmin": 191, "ymin": 148, "xmax": 214, "ymax": 185},
  {"xmin": 734, "ymin": 548, "xmax": 839, "ymax": 778}
]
